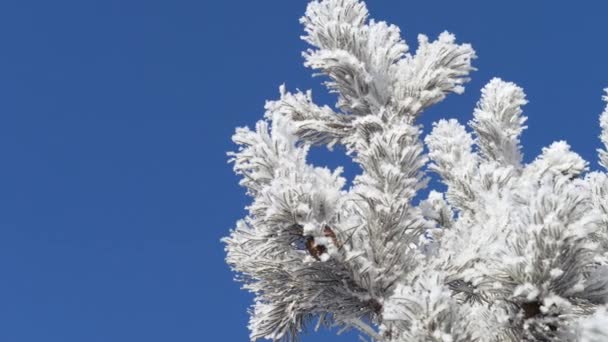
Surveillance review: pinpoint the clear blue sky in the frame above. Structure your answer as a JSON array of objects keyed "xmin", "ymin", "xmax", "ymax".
[{"xmin": 1, "ymin": 1, "xmax": 607, "ymax": 341}]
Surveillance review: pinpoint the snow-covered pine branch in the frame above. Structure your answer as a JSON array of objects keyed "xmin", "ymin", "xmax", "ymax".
[
  {"xmin": 225, "ymin": 1, "xmax": 608, "ymax": 341},
  {"xmin": 470, "ymin": 78, "xmax": 528, "ymax": 168}
]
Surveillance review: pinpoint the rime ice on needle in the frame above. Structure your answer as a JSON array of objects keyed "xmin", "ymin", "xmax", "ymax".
[{"xmin": 224, "ymin": 0, "xmax": 608, "ymax": 341}]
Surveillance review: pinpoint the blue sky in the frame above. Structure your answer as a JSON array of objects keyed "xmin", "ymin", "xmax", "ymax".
[{"xmin": 1, "ymin": 1, "xmax": 608, "ymax": 341}]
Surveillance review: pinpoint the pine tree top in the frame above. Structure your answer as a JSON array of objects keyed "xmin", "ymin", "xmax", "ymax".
[{"xmin": 225, "ymin": 1, "xmax": 608, "ymax": 341}]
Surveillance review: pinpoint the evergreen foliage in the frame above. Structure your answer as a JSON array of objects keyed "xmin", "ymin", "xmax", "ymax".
[{"xmin": 224, "ymin": 1, "xmax": 608, "ymax": 340}]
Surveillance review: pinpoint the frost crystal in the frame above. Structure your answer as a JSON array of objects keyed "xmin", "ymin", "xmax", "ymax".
[{"xmin": 224, "ymin": 1, "xmax": 608, "ymax": 341}]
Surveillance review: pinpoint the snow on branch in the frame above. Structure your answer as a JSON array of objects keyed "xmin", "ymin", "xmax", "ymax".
[
  {"xmin": 348, "ymin": 120, "xmax": 430, "ymax": 297},
  {"xmin": 526, "ymin": 141, "xmax": 588, "ymax": 180},
  {"xmin": 470, "ymin": 78, "xmax": 528, "ymax": 168},
  {"xmin": 226, "ymin": 114, "xmax": 382, "ymax": 341},
  {"xmin": 265, "ymin": 86, "xmax": 355, "ymax": 148},
  {"xmin": 494, "ymin": 175, "xmax": 604, "ymax": 340},
  {"xmin": 426, "ymin": 119, "xmax": 478, "ymax": 212},
  {"xmin": 225, "ymin": 1, "xmax": 608, "ymax": 341},
  {"xmin": 383, "ymin": 273, "xmax": 491, "ymax": 342},
  {"xmin": 392, "ymin": 32, "xmax": 476, "ymax": 118},
  {"xmin": 301, "ymin": 0, "xmax": 407, "ymax": 115}
]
